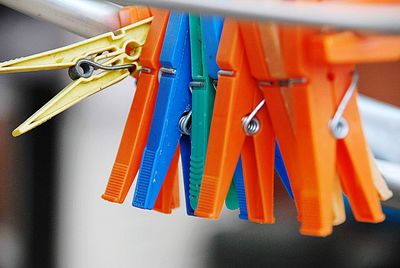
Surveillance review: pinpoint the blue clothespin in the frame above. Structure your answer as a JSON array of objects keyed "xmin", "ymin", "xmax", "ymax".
[
  {"xmin": 200, "ymin": 16, "xmax": 223, "ymax": 80},
  {"xmin": 274, "ymin": 142, "xmax": 294, "ymax": 199},
  {"xmin": 200, "ymin": 16, "xmax": 248, "ymax": 219},
  {"xmin": 233, "ymin": 158, "xmax": 248, "ymax": 220},
  {"xmin": 133, "ymin": 12, "xmax": 194, "ymax": 215}
]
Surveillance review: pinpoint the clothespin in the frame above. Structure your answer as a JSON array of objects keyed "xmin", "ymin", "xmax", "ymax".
[
  {"xmin": 188, "ymin": 14, "xmax": 216, "ymax": 210},
  {"xmin": 253, "ymin": 20, "xmax": 393, "ymax": 235},
  {"xmin": 196, "ymin": 19, "xmax": 278, "ymax": 223},
  {"xmin": 313, "ymin": 29, "xmax": 399, "ymax": 214},
  {"xmin": 201, "ymin": 18, "xmax": 294, "ymax": 202},
  {"xmin": 190, "ymin": 15, "xmax": 248, "ymax": 219},
  {"xmin": 132, "ymin": 12, "xmax": 194, "ymax": 215},
  {"xmin": 102, "ymin": 8, "xmax": 180, "ymax": 214},
  {"xmin": 245, "ymin": 21, "xmax": 347, "ymax": 232},
  {"xmin": 0, "ymin": 18, "xmax": 153, "ymax": 136}
]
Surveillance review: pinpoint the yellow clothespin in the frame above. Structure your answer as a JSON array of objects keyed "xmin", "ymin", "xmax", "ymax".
[{"xmin": 0, "ymin": 17, "xmax": 152, "ymax": 136}]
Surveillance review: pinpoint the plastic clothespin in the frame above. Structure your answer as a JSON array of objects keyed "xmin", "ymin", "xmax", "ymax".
[
  {"xmin": 248, "ymin": 21, "xmax": 347, "ymax": 232},
  {"xmin": 102, "ymin": 8, "xmax": 180, "ymax": 214},
  {"xmin": 132, "ymin": 12, "xmax": 194, "ymax": 215},
  {"xmin": 313, "ymin": 29, "xmax": 400, "ymax": 214},
  {"xmin": 188, "ymin": 14, "xmax": 216, "ymax": 210},
  {"xmin": 200, "ymin": 16, "xmax": 248, "ymax": 218},
  {"xmin": 201, "ymin": 18, "xmax": 294, "ymax": 202},
  {"xmin": 196, "ymin": 19, "xmax": 278, "ymax": 223},
  {"xmin": 189, "ymin": 15, "xmax": 248, "ymax": 218},
  {"xmin": 0, "ymin": 18, "xmax": 153, "ymax": 136},
  {"xmin": 255, "ymin": 21, "xmax": 389, "ymax": 235}
]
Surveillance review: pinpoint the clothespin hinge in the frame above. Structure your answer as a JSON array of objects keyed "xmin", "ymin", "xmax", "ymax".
[
  {"xmin": 329, "ymin": 71, "xmax": 359, "ymax": 139},
  {"xmin": 242, "ymin": 100, "xmax": 265, "ymax": 136},
  {"xmin": 218, "ymin": 69, "xmax": 235, "ymax": 77},
  {"xmin": 258, "ymin": 77, "xmax": 307, "ymax": 88},
  {"xmin": 189, "ymin": 81, "xmax": 204, "ymax": 93}
]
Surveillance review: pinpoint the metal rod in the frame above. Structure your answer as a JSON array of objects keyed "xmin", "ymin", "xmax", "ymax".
[
  {"xmin": 111, "ymin": 0, "xmax": 400, "ymax": 34},
  {"xmin": 0, "ymin": 0, "xmax": 122, "ymax": 37}
]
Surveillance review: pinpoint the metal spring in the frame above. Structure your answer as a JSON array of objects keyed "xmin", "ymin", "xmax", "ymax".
[
  {"xmin": 241, "ymin": 100, "xmax": 265, "ymax": 136},
  {"xmin": 179, "ymin": 111, "xmax": 192, "ymax": 135},
  {"xmin": 329, "ymin": 71, "xmax": 359, "ymax": 139},
  {"xmin": 243, "ymin": 118, "xmax": 260, "ymax": 136}
]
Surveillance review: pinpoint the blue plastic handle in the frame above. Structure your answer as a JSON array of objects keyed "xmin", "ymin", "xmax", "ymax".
[
  {"xmin": 233, "ymin": 158, "xmax": 249, "ymax": 220},
  {"xmin": 274, "ymin": 142, "xmax": 294, "ymax": 200},
  {"xmin": 133, "ymin": 12, "xmax": 192, "ymax": 212},
  {"xmin": 180, "ymin": 134, "xmax": 195, "ymax": 215},
  {"xmin": 200, "ymin": 16, "xmax": 224, "ymax": 80}
]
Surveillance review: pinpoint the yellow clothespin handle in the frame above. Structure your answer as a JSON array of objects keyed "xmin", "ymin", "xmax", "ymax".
[
  {"xmin": 0, "ymin": 18, "xmax": 152, "ymax": 73},
  {"xmin": 12, "ymin": 55, "xmax": 139, "ymax": 136}
]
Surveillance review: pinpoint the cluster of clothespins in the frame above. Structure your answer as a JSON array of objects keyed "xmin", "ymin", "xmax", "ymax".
[{"xmin": 0, "ymin": 6, "xmax": 399, "ymax": 237}]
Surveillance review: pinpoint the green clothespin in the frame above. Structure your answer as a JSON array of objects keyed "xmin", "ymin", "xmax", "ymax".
[
  {"xmin": 188, "ymin": 15, "xmax": 240, "ymax": 211},
  {"xmin": 188, "ymin": 15, "xmax": 216, "ymax": 210}
]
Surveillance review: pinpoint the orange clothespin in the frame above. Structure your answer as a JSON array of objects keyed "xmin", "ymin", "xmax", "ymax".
[
  {"xmin": 195, "ymin": 19, "xmax": 277, "ymax": 223},
  {"xmin": 255, "ymin": 22, "xmax": 389, "ymax": 235},
  {"xmin": 313, "ymin": 29, "xmax": 400, "ymax": 216},
  {"xmin": 241, "ymin": 21, "xmax": 346, "ymax": 230},
  {"xmin": 154, "ymin": 146, "xmax": 181, "ymax": 213},
  {"xmin": 102, "ymin": 8, "xmax": 180, "ymax": 213},
  {"xmin": 256, "ymin": 23, "xmax": 346, "ymax": 228}
]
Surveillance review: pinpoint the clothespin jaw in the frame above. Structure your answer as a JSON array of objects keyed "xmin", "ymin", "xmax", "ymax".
[
  {"xmin": 102, "ymin": 9, "xmax": 171, "ymax": 204},
  {"xmin": 0, "ymin": 18, "xmax": 153, "ymax": 136},
  {"xmin": 317, "ymin": 32, "xmax": 400, "ymax": 64},
  {"xmin": 132, "ymin": 12, "xmax": 193, "ymax": 213},
  {"xmin": 118, "ymin": 6, "xmax": 153, "ymax": 27},
  {"xmin": 196, "ymin": 19, "xmax": 276, "ymax": 223}
]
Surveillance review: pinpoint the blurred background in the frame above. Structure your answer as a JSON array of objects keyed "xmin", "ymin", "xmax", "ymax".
[{"xmin": 0, "ymin": 3, "xmax": 399, "ymax": 268}]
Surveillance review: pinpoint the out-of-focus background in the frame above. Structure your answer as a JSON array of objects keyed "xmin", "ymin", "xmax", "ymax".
[{"xmin": 0, "ymin": 4, "xmax": 399, "ymax": 268}]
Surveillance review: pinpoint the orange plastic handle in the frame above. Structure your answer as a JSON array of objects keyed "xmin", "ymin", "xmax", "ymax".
[
  {"xmin": 330, "ymin": 65, "xmax": 384, "ymax": 223},
  {"xmin": 154, "ymin": 147, "xmax": 181, "ymax": 213},
  {"xmin": 240, "ymin": 21, "xmax": 302, "ymax": 221},
  {"xmin": 102, "ymin": 9, "xmax": 178, "ymax": 206},
  {"xmin": 196, "ymin": 19, "xmax": 276, "ymax": 223},
  {"xmin": 241, "ymin": 103, "xmax": 276, "ymax": 224},
  {"xmin": 278, "ymin": 25, "xmax": 337, "ymax": 236},
  {"xmin": 320, "ymin": 32, "xmax": 400, "ymax": 64}
]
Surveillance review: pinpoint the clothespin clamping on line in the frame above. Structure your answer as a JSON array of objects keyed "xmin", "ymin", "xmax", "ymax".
[
  {"xmin": 132, "ymin": 12, "xmax": 194, "ymax": 215},
  {"xmin": 196, "ymin": 19, "xmax": 288, "ymax": 224},
  {"xmin": 240, "ymin": 21, "xmax": 347, "ymax": 229},
  {"xmin": 253, "ymin": 18, "xmax": 400, "ymax": 235},
  {"xmin": 190, "ymin": 15, "xmax": 249, "ymax": 219},
  {"xmin": 0, "ymin": 17, "xmax": 153, "ymax": 137},
  {"xmin": 101, "ymin": 8, "xmax": 180, "ymax": 213}
]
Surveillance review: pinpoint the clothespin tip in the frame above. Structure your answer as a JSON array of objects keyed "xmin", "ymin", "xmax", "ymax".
[{"xmin": 12, "ymin": 129, "xmax": 22, "ymax": 137}]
